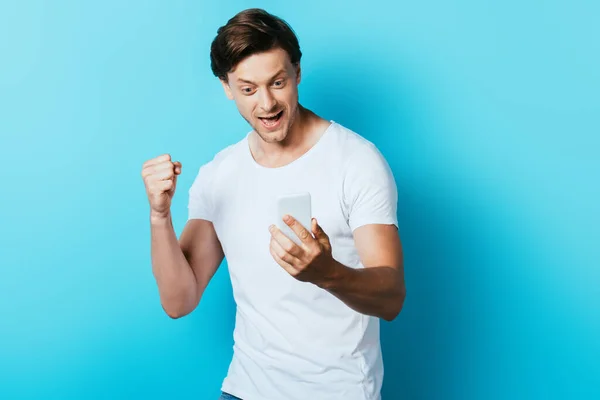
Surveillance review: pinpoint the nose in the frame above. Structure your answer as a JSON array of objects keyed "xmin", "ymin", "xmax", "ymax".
[{"xmin": 258, "ymin": 88, "xmax": 277, "ymax": 113}]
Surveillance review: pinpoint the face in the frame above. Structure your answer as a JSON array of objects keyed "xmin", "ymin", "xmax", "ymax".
[{"xmin": 221, "ymin": 47, "xmax": 301, "ymax": 144}]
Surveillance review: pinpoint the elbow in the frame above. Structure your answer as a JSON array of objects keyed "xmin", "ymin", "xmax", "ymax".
[
  {"xmin": 160, "ymin": 286, "xmax": 200, "ymax": 319},
  {"xmin": 165, "ymin": 309, "xmax": 187, "ymax": 319},
  {"xmin": 161, "ymin": 296, "xmax": 196, "ymax": 319},
  {"xmin": 162, "ymin": 303, "xmax": 189, "ymax": 319},
  {"xmin": 383, "ymin": 285, "xmax": 406, "ymax": 322}
]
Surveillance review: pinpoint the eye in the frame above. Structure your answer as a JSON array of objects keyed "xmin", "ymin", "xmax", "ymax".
[
  {"xmin": 273, "ymin": 79, "xmax": 285, "ymax": 87},
  {"xmin": 241, "ymin": 87, "xmax": 254, "ymax": 95}
]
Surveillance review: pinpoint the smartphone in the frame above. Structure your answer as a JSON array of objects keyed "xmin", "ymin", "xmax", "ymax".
[{"xmin": 275, "ymin": 192, "xmax": 313, "ymax": 246}]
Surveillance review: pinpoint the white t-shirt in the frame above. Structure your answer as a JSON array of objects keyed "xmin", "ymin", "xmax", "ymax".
[{"xmin": 187, "ymin": 121, "xmax": 398, "ymax": 400}]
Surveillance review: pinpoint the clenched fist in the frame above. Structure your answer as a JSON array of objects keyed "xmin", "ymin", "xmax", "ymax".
[{"xmin": 141, "ymin": 154, "xmax": 182, "ymax": 219}]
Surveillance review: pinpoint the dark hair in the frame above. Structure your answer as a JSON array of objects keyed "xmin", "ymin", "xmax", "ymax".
[{"xmin": 210, "ymin": 8, "xmax": 302, "ymax": 81}]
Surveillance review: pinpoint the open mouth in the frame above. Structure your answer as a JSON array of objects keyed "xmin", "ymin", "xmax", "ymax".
[{"xmin": 258, "ymin": 110, "xmax": 284, "ymax": 128}]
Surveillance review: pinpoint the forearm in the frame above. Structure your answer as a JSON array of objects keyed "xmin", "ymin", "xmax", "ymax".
[
  {"xmin": 316, "ymin": 260, "xmax": 406, "ymax": 321},
  {"xmin": 150, "ymin": 212, "xmax": 197, "ymax": 317}
]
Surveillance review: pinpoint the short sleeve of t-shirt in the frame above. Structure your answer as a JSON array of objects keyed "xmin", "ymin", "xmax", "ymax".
[
  {"xmin": 187, "ymin": 163, "xmax": 214, "ymax": 221},
  {"xmin": 343, "ymin": 142, "xmax": 398, "ymax": 232}
]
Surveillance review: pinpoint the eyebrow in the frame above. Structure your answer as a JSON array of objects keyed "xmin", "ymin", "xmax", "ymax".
[{"xmin": 236, "ymin": 69, "xmax": 287, "ymax": 85}]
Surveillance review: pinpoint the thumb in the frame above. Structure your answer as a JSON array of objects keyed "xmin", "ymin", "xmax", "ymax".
[
  {"xmin": 312, "ymin": 218, "xmax": 329, "ymax": 243},
  {"xmin": 170, "ymin": 161, "xmax": 182, "ymax": 195},
  {"xmin": 173, "ymin": 161, "xmax": 182, "ymax": 174}
]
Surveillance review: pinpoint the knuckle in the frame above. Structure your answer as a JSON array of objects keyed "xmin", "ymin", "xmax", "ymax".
[
  {"xmin": 144, "ymin": 166, "xmax": 155, "ymax": 177},
  {"xmin": 299, "ymin": 229, "xmax": 309, "ymax": 239},
  {"xmin": 144, "ymin": 173, "xmax": 154, "ymax": 184},
  {"xmin": 309, "ymin": 247, "xmax": 321, "ymax": 258},
  {"xmin": 284, "ymin": 243, "xmax": 294, "ymax": 253}
]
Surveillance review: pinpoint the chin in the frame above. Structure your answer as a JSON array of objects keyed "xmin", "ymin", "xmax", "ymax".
[
  {"xmin": 257, "ymin": 128, "xmax": 288, "ymax": 143},
  {"xmin": 254, "ymin": 119, "xmax": 289, "ymax": 143}
]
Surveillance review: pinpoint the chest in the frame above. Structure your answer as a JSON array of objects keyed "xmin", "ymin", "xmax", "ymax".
[{"xmin": 211, "ymin": 169, "xmax": 356, "ymax": 270}]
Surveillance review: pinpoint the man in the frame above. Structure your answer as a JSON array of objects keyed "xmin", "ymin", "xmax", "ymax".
[{"xmin": 141, "ymin": 8, "xmax": 406, "ymax": 400}]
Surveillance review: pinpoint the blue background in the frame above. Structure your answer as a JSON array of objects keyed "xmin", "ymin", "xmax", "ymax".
[{"xmin": 1, "ymin": 1, "xmax": 598, "ymax": 399}]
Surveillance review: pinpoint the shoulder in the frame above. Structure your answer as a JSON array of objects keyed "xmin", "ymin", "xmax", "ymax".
[
  {"xmin": 189, "ymin": 133, "xmax": 249, "ymax": 195},
  {"xmin": 195, "ymin": 133, "xmax": 248, "ymax": 177},
  {"xmin": 330, "ymin": 122, "xmax": 396, "ymax": 197},
  {"xmin": 327, "ymin": 122, "xmax": 389, "ymax": 171},
  {"xmin": 204, "ymin": 136, "xmax": 246, "ymax": 170},
  {"xmin": 328, "ymin": 123, "xmax": 399, "ymax": 230}
]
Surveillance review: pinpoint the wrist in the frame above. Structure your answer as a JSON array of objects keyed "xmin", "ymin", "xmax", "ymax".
[
  {"xmin": 150, "ymin": 210, "xmax": 171, "ymax": 225},
  {"xmin": 314, "ymin": 259, "xmax": 346, "ymax": 290}
]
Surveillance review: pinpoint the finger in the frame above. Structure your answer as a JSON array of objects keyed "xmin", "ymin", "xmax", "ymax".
[
  {"xmin": 143, "ymin": 154, "xmax": 171, "ymax": 168},
  {"xmin": 173, "ymin": 161, "xmax": 182, "ymax": 175},
  {"xmin": 148, "ymin": 168, "xmax": 175, "ymax": 182},
  {"xmin": 269, "ymin": 244, "xmax": 298, "ymax": 276},
  {"xmin": 269, "ymin": 225, "xmax": 304, "ymax": 257},
  {"xmin": 152, "ymin": 162, "xmax": 175, "ymax": 173},
  {"xmin": 270, "ymin": 236, "xmax": 302, "ymax": 267},
  {"xmin": 283, "ymin": 215, "xmax": 315, "ymax": 247},
  {"xmin": 312, "ymin": 218, "xmax": 329, "ymax": 240},
  {"xmin": 142, "ymin": 161, "xmax": 174, "ymax": 179},
  {"xmin": 153, "ymin": 179, "xmax": 174, "ymax": 192}
]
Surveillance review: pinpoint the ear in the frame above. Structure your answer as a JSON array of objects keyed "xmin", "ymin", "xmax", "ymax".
[
  {"xmin": 220, "ymin": 78, "xmax": 234, "ymax": 100},
  {"xmin": 295, "ymin": 63, "xmax": 302, "ymax": 85}
]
